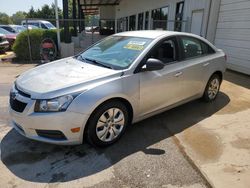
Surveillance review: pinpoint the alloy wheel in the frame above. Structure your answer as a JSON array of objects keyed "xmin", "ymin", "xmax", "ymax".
[{"xmin": 96, "ymin": 108, "xmax": 125, "ymax": 142}]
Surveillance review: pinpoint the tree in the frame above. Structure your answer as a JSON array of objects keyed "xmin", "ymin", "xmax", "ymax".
[
  {"xmin": 27, "ymin": 6, "xmax": 36, "ymax": 18},
  {"xmin": 0, "ymin": 12, "xmax": 13, "ymax": 24},
  {"xmin": 11, "ymin": 11, "xmax": 27, "ymax": 24}
]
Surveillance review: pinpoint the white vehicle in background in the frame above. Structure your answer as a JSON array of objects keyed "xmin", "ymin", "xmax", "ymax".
[
  {"xmin": 9, "ymin": 25, "xmax": 26, "ymax": 33},
  {"xmin": 21, "ymin": 20, "xmax": 56, "ymax": 30}
]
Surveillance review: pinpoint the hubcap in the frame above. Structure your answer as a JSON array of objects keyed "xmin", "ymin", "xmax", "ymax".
[
  {"xmin": 96, "ymin": 108, "xmax": 125, "ymax": 142},
  {"xmin": 208, "ymin": 78, "xmax": 220, "ymax": 100}
]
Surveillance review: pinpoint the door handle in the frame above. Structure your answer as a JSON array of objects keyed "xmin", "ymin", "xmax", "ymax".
[
  {"xmin": 203, "ymin": 62, "xmax": 210, "ymax": 67},
  {"xmin": 174, "ymin": 72, "xmax": 183, "ymax": 77}
]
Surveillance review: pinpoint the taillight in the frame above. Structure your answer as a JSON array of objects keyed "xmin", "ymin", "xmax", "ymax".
[{"xmin": 224, "ymin": 54, "xmax": 227, "ymax": 61}]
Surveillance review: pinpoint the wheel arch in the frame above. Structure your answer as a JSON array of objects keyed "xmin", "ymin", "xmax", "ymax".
[
  {"xmin": 83, "ymin": 97, "xmax": 134, "ymax": 141},
  {"xmin": 213, "ymin": 70, "xmax": 223, "ymax": 82}
]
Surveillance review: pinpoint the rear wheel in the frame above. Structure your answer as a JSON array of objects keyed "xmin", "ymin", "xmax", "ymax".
[
  {"xmin": 203, "ymin": 74, "xmax": 221, "ymax": 102},
  {"xmin": 86, "ymin": 101, "xmax": 129, "ymax": 147}
]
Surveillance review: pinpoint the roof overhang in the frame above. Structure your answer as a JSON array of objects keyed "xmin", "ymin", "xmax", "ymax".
[{"xmin": 80, "ymin": 0, "xmax": 122, "ymax": 15}]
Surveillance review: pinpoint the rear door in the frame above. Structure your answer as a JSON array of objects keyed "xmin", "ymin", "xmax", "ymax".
[{"xmin": 176, "ymin": 36, "xmax": 216, "ymax": 99}]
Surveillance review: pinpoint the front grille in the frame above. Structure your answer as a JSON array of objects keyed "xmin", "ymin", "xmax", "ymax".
[
  {"xmin": 9, "ymin": 97, "xmax": 27, "ymax": 113},
  {"xmin": 36, "ymin": 130, "xmax": 67, "ymax": 140}
]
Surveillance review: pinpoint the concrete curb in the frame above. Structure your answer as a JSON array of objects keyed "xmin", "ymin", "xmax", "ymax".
[{"xmin": 171, "ymin": 135, "xmax": 215, "ymax": 188}]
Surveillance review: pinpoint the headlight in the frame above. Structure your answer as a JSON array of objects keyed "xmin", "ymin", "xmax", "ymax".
[{"xmin": 35, "ymin": 95, "xmax": 74, "ymax": 112}]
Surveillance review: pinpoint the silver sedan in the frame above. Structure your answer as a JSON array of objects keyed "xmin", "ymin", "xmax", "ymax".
[{"xmin": 9, "ymin": 31, "xmax": 226, "ymax": 146}]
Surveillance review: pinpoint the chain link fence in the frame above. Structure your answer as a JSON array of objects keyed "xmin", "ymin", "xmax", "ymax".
[{"xmin": 11, "ymin": 18, "xmax": 190, "ymax": 63}]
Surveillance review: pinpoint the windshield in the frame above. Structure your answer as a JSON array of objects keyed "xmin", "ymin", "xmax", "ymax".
[
  {"xmin": 0, "ymin": 27, "xmax": 11, "ymax": 35},
  {"xmin": 78, "ymin": 36, "xmax": 152, "ymax": 70}
]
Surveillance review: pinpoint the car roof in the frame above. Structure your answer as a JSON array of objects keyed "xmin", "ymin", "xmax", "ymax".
[
  {"xmin": 21, "ymin": 20, "xmax": 51, "ymax": 23},
  {"xmin": 0, "ymin": 25, "xmax": 11, "ymax": 27},
  {"xmin": 114, "ymin": 30, "xmax": 206, "ymax": 40}
]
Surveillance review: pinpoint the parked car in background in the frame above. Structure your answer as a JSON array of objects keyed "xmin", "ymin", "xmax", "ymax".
[
  {"xmin": 9, "ymin": 31, "xmax": 226, "ymax": 147},
  {"xmin": 21, "ymin": 20, "xmax": 56, "ymax": 30},
  {"xmin": 23, "ymin": 25, "xmax": 39, "ymax": 30},
  {"xmin": 0, "ymin": 25, "xmax": 18, "ymax": 34},
  {"xmin": 0, "ymin": 28, "xmax": 17, "ymax": 49},
  {"xmin": 9, "ymin": 25, "xmax": 26, "ymax": 33},
  {"xmin": 0, "ymin": 34, "xmax": 9, "ymax": 53}
]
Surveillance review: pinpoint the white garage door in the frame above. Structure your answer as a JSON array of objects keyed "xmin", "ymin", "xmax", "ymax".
[{"xmin": 215, "ymin": 0, "xmax": 250, "ymax": 75}]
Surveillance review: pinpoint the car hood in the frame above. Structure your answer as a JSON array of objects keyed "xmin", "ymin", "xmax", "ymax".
[
  {"xmin": 6, "ymin": 34, "xmax": 17, "ymax": 39},
  {"xmin": 16, "ymin": 57, "xmax": 121, "ymax": 98}
]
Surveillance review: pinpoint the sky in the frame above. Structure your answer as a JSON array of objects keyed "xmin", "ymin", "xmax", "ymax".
[{"xmin": 0, "ymin": 0, "xmax": 63, "ymax": 16}]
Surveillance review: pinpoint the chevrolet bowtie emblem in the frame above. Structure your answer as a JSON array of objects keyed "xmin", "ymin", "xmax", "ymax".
[{"xmin": 10, "ymin": 91, "xmax": 18, "ymax": 100}]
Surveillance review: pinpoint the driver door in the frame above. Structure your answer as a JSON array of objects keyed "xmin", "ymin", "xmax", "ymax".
[{"xmin": 139, "ymin": 37, "xmax": 184, "ymax": 116}]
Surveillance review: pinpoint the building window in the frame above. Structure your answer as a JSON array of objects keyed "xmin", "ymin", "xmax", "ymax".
[
  {"xmin": 138, "ymin": 12, "xmax": 144, "ymax": 30},
  {"xmin": 151, "ymin": 6, "xmax": 169, "ymax": 30},
  {"xmin": 175, "ymin": 1, "xmax": 184, "ymax": 31},
  {"xmin": 145, "ymin": 11, "xmax": 149, "ymax": 30},
  {"xmin": 129, "ymin": 15, "xmax": 136, "ymax": 31},
  {"xmin": 117, "ymin": 17, "xmax": 129, "ymax": 32}
]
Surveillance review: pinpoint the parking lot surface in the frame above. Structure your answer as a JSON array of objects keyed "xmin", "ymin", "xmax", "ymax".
[
  {"xmin": 1, "ymin": 63, "xmax": 249, "ymax": 188},
  {"xmin": 0, "ymin": 64, "xmax": 207, "ymax": 188}
]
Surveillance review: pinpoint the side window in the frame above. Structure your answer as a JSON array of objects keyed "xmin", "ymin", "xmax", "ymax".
[
  {"xmin": 201, "ymin": 41, "xmax": 216, "ymax": 55},
  {"xmin": 181, "ymin": 37, "xmax": 202, "ymax": 59},
  {"xmin": 41, "ymin": 23, "xmax": 47, "ymax": 29},
  {"xmin": 30, "ymin": 23, "xmax": 40, "ymax": 27},
  {"xmin": 180, "ymin": 36, "xmax": 215, "ymax": 59},
  {"xmin": 149, "ymin": 38, "xmax": 177, "ymax": 64}
]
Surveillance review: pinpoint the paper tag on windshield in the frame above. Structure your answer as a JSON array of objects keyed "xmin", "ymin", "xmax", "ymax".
[{"xmin": 124, "ymin": 41, "xmax": 146, "ymax": 51}]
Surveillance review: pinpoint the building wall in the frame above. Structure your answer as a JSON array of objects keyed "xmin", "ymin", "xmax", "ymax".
[
  {"xmin": 215, "ymin": 0, "xmax": 250, "ymax": 74},
  {"xmin": 99, "ymin": 0, "xmax": 219, "ymax": 43},
  {"xmin": 99, "ymin": 6, "xmax": 116, "ymax": 20}
]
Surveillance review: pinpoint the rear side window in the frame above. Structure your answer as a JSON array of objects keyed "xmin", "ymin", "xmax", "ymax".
[
  {"xmin": 41, "ymin": 23, "xmax": 47, "ymax": 29},
  {"xmin": 30, "ymin": 23, "xmax": 39, "ymax": 27},
  {"xmin": 180, "ymin": 36, "xmax": 215, "ymax": 59}
]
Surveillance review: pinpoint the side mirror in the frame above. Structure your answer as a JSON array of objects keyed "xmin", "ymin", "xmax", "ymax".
[{"xmin": 142, "ymin": 58, "xmax": 165, "ymax": 71}]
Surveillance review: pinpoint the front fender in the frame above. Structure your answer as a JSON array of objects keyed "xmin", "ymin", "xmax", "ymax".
[{"xmin": 67, "ymin": 74, "xmax": 140, "ymax": 120}]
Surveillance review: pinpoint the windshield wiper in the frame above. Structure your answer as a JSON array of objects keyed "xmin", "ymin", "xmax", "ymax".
[
  {"xmin": 84, "ymin": 58, "xmax": 113, "ymax": 69},
  {"xmin": 75, "ymin": 55, "xmax": 113, "ymax": 69}
]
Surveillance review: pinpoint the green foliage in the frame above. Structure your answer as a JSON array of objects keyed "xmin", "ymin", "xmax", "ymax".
[
  {"xmin": 27, "ymin": 4, "xmax": 63, "ymax": 19},
  {"xmin": 13, "ymin": 29, "xmax": 62, "ymax": 61},
  {"xmin": 11, "ymin": 11, "xmax": 27, "ymax": 25},
  {"xmin": 13, "ymin": 29, "xmax": 44, "ymax": 60},
  {"xmin": 0, "ymin": 12, "xmax": 13, "ymax": 24}
]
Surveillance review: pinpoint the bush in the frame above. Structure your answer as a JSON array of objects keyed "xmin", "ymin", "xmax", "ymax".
[
  {"xmin": 13, "ymin": 28, "xmax": 73, "ymax": 61},
  {"xmin": 13, "ymin": 29, "xmax": 44, "ymax": 60}
]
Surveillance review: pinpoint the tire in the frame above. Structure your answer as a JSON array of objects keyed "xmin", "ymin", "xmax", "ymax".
[
  {"xmin": 203, "ymin": 74, "xmax": 221, "ymax": 102},
  {"xmin": 86, "ymin": 100, "xmax": 129, "ymax": 147}
]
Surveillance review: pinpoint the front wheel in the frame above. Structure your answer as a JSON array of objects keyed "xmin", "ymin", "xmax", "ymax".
[
  {"xmin": 86, "ymin": 101, "xmax": 129, "ymax": 147},
  {"xmin": 203, "ymin": 74, "xmax": 221, "ymax": 102}
]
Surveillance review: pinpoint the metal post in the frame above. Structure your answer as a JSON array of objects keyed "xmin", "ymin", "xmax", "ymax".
[
  {"xmin": 72, "ymin": 0, "xmax": 77, "ymax": 36},
  {"xmin": 63, "ymin": 0, "xmax": 70, "ymax": 43},
  {"xmin": 77, "ymin": 0, "xmax": 81, "ymax": 32},
  {"xmin": 91, "ymin": 16, "xmax": 94, "ymax": 44},
  {"xmin": 26, "ymin": 19, "xmax": 32, "ymax": 62},
  {"xmin": 54, "ymin": 0, "xmax": 61, "ymax": 50},
  {"xmin": 115, "ymin": 18, "xmax": 117, "ymax": 33}
]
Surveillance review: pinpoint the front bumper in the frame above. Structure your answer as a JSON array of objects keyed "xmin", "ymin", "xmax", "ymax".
[
  {"xmin": 9, "ymin": 90, "xmax": 90, "ymax": 145},
  {"xmin": 0, "ymin": 41, "xmax": 9, "ymax": 51}
]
